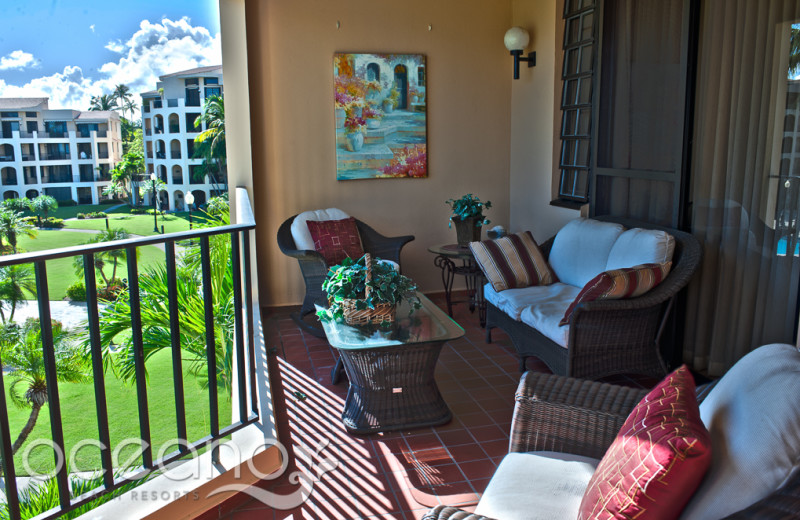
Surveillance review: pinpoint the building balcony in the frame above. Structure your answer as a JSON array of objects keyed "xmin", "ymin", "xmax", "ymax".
[
  {"xmin": 21, "ymin": 154, "xmax": 35, "ymax": 162},
  {"xmin": 39, "ymin": 153, "xmax": 71, "ymax": 161},
  {"xmin": 145, "ymin": 128, "xmax": 152, "ymax": 136},
  {"xmin": 41, "ymin": 174, "xmax": 72, "ymax": 183},
  {"xmin": 169, "ymin": 125, "xmax": 180, "ymax": 133},
  {"xmin": 98, "ymin": 151, "xmax": 109, "ymax": 160},
  {"xmin": 156, "ymin": 151, "xmax": 166, "ymax": 160}
]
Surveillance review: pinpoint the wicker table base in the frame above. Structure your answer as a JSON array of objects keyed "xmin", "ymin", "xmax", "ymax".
[
  {"xmin": 339, "ymin": 342, "xmax": 451, "ymax": 434},
  {"xmin": 318, "ymin": 293, "xmax": 464, "ymax": 434}
]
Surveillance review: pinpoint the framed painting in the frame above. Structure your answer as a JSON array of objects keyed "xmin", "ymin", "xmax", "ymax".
[{"xmin": 334, "ymin": 53, "xmax": 427, "ymax": 180}]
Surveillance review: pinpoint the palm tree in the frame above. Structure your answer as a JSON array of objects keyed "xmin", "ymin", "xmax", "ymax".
[
  {"xmin": 5, "ymin": 318, "xmax": 87, "ymax": 454},
  {"xmin": 0, "ymin": 207, "xmax": 36, "ymax": 254},
  {"xmin": 95, "ymin": 199, "xmax": 235, "ymax": 391},
  {"xmin": 194, "ymin": 95, "xmax": 226, "ymax": 192},
  {"xmin": 89, "ymin": 94, "xmax": 118, "ymax": 112},
  {"xmin": 29, "ymin": 195, "xmax": 57, "ymax": 223},
  {"xmin": 0, "ymin": 264, "xmax": 35, "ymax": 323},
  {"xmin": 113, "ymin": 84, "xmax": 133, "ymax": 118},
  {"xmin": 72, "ymin": 229, "xmax": 134, "ymax": 290}
]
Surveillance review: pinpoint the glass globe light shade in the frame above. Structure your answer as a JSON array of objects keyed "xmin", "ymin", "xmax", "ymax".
[
  {"xmin": 504, "ymin": 27, "xmax": 530, "ymax": 51},
  {"xmin": 185, "ymin": 192, "xmax": 195, "ymax": 205},
  {"xmin": 150, "ymin": 172, "xmax": 157, "ymax": 181}
]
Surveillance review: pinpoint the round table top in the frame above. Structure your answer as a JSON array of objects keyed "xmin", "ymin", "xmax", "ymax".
[{"xmin": 427, "ymin": 243, "xmax": 474, "ymax": 258}]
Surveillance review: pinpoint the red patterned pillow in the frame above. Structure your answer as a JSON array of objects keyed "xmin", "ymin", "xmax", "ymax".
[
  {"xmin": 559, "ymin": 262, "xmax": 671, "ymax": 326},
  {"xmin": 306, "ymin": 217, "xmax": 364, "ymax": 265},
  {"xmin": 577, "ymin": 366, "xmax": 711, "ymax": 520},
  {"xmin": 469, "ymin": 231, "xmax": 557, "ymax": 292}
]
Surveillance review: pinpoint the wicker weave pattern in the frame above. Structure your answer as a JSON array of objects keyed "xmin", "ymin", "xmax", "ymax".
[
  {"xmin": 277, "ymin": 216, "xmax": 414, "ymax": 337},
  {"xmin": 485, "ymin": 215, "xmax": 702, "ymax": 379},
  {"xmin": 421, "ymin": 505, "xmax": 496, "ymax": 520}
]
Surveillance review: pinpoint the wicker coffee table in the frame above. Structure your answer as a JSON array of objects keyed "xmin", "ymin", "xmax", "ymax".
[{"xmin": 318, "ymin": 293, "xmax": 464, "ymax": 434}]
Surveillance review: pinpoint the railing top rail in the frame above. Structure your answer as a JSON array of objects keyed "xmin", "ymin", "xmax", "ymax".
[{"xmin": 0, "ymin": 222, "xmax": 255, "ymax": 268}]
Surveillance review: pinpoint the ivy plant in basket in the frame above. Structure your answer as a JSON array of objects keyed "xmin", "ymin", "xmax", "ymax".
[{"xmin": 317, "ymin": 253, "xmax": 421, "ymax": 325}]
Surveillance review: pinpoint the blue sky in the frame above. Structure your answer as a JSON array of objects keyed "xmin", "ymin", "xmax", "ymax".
[{"xmin": 0, "ymin": 0, "xmax": 220, "ymax": 111}]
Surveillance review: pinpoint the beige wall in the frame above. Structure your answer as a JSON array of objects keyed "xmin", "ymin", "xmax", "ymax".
[
  {"xmin": 246, "ymin": 0, "xmax": 514, "ymax": 305},
  {"xmin": 508, "ymin": 0, "xmax": 578, "ymax": 241}
]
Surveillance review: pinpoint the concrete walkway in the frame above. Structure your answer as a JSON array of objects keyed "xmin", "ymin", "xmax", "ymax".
[{"xmin": 10, "ymin": 300, "xmax": 102, "ymax": 330}]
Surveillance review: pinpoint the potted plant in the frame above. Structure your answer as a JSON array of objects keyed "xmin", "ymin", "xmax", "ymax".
[
  {"xmin": 446, "ymin": 193, "xmax": 492, "ymax": 246},
  {"xmin": 343, "ymin": 115, "xmax": 367, "ymax": 152},
  {"xmin": 383, "ymin": 85, "xmax": 400, "ymax": 113},
  {"xmin": 318, "ymin": 254, "xmax": 421, "ymax": 325},
  {"xmin": 363, "ymin": 106, "xmax": 383, "ymax": 129}
]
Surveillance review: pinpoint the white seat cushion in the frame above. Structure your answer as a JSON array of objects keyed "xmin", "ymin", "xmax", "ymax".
[
  {"xmin": 485, "ymin": 282, "xmax": 580, "ymax": 323},
  {"xmin": 605, "ymin": 227, "xmax": 675, "ymax": 271},
  {"xmin": 290, "ymin": 208, "xmax": 350, "ymax": 251},
  {"xmin": 548, "ymin": 218, "xmax": 625, "ymax": 288},
  {"xmin": 474, "ymin": 451, "xmax": 599, "ymax": 520},
  {"xmin": 681, "ymin": 343, "xmax": 800, "ymax": 519},
  {"xmin": 518, "ymin": 283, "xmax": 581, "ymax": 347}
]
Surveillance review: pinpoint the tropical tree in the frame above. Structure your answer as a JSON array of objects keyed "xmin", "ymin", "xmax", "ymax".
[
  {"xmin": 193, "ymin": 95, "xmax": 226, "ymax": 193},
  {"xmin": 0, "ymin": 207, "xmax": 36, "ymax": 254},
  {"xmin": 72, "ymin": 229, "xmax": 135, "ymax": 291},
  {"xmin": 29, "ymin": 195, "xmax": 57, "ymax": 223},
  {"xmin": 109, "ymin": 137, "xmax": 145, "ymax": 202},
  {"xmin": 113, "ymin": 84, "xmax": 133, "ymax": 118},
  {"xmin": 89, "ymin": 94, "xmax": 118, "ymax": 112},
  {"xmin": 4, "ymin": 318, "xmax": 87, "ymax": 454},
  {"xmin": 95, "ymin": 198, "xmax": 235, "ymax": 391},
  {"xmin": 1, "ymin": 197, "xmax": 31, "ymax": 213},
  {"xmin": 0, "ymin": 264, "xmax": 35, "ymax": 322}
]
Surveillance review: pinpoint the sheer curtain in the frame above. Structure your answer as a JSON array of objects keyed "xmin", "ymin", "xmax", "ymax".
[{"xmin": 685, "ymin": 0, "xmax": 800, "ymax": 376}]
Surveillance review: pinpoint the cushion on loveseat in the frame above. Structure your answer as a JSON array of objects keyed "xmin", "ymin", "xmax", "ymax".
[
  {"xmin": 548, "ymin": 218, "xmax": 625, "ymax": 288},
  {"xmin": 605, "ymin": 227, "xmax": 675, "ymax": 271},
  {"xmin": 290, "ymin": 208, "xmax": 350, "ymax": 251},
  {"xmin": 681, "ymin": 343, "xmax": 800, "ymax": 519},
  {"xmin": 485, "ymin": 282, "xmax": 581, "ymax": 323},
  {"xmin": 518, "ymin": 284, "xmax": 582, "ymax": 347},
  {"xmin": 474, "ymin": 451, "xmax": 599, "ymax": 520},
  {"xmin": 470, "ymin": 231, "xmax": 556, "ymax": 291}
]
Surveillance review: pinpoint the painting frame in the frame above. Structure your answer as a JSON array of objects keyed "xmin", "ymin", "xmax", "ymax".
[{"xmin": 333, "ymin": 53, "xmax": 427, "ymax": 180}]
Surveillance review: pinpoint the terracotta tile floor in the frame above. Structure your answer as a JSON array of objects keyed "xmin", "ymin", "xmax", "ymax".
[{"xmin": 217, "ymin": 292, "xmax": 655, "ymax": 520}]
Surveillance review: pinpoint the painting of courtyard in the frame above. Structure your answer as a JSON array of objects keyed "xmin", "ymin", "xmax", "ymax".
[{"xmin": 334, "ymin": 53, "xmax": 427, "ymax": 180}]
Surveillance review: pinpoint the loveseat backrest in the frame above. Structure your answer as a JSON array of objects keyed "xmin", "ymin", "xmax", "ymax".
[{"xmin": 547, "ymin": 218, "xmax": 625, "ymax": 288}]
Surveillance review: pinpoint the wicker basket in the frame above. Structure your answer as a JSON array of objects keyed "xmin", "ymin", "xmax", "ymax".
[{"xmin": 341, "ymin": 253, "xmax": 396, "ymax": 326}]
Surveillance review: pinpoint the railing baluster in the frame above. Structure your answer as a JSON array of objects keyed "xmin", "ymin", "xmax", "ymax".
[
  {"xmin": 126, "ymin": 246, "xmax": 152, "ymax": 468},
  {"xmin": 200, "ymin": 237, "xmax": 220, "ymax": 462},
  {"xmin": 83, "ymin": 253, "xmax": 114, "ymax": 489},
  {"xmin": 0, "ymin": 357, "xmax": 21, "ymax": 520},
  {"xmin": 35, "ymin": 261, "xmax": 71, "ymax": 510},
  {"xmin": 231, "ymin": 232, "xmax": 247, "ymax": 422},
  {"xmin": 242, "ymin": 230, "xmax": 258, "ymax": 416},
  {"xmin": 165, "ymin": 242, "xmax": 188, "ymax": 443}
]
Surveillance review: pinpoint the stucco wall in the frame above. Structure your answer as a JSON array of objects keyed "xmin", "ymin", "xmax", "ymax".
[{"xmin": 245, "ymin": 0, "xmax": 514, "ymax": 305}]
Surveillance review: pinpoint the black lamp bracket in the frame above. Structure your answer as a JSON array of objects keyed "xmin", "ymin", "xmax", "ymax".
[{"xmin": 510, "ymin": 50, "xmax": 536, "ymax": 80}]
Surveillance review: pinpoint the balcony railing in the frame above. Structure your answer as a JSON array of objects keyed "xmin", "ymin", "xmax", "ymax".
[
  {"xmin": 42, "ymin": 174, "xmax": 72, "ymax": 183},
  {"xmin": 98, "ymin": 151, "xmax": 109, "ymax": 159},
  {"xmin": 169, "ymin": 125, "xmax": 180, "ymax": 133},
  {"xmin": 21, "ymin": 154, "xmax": 35, "ymax": 162},
  {"xmin": 39, "ymin": 153, "xmax": 70, "ymax": 161},
  {"xmin": 167, "ymin": 99, "xmax": 179, "ymax": 108},
  {"xmin": 171, "ymin": 150, "xmax": 182, "ymax": 159},
  {"xmin": 145, "ymin": 128, "xmax": 152, "ymax": 136},
  {"xmin": 0, "ymin": 190, "xmax": 259, "ymax": 520}
]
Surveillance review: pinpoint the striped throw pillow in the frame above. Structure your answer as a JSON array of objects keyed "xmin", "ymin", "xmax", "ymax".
[
  {"xmin": 469, "ymin": 231, "xmax": 556, "ymax": 292},
  {"xmin": 559, "ymin": 262, "xmax": 672, "ymax": 326}
]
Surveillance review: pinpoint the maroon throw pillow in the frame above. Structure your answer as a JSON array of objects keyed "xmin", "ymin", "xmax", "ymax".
[
  {"xmin": 306, "ymin": 217, "xmax": 364, "ymax": 265},
  {"xmin": 577, "ymin": 365, "xmax": 711, "ymax": 520}
]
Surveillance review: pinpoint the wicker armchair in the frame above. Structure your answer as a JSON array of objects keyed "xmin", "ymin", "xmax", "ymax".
[
  {"xmin": 277, "ymin": 214, "xmax": 414, "ymax": 338},
  {"xmin": 423, "ymin": 371, "xmax": 800, "ymax": 520},
  {"xmin": 485, "ymin": 216, "xmax": 702, "ymax": 380}
]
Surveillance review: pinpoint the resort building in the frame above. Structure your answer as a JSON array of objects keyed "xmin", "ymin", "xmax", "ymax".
[
  {"xmin": 140, "ymin": 65, "xmax": 225, "ymax": 211},
  {"xmin": 0, "ymin": 97, "xmax": 122, "ymax": 204}
]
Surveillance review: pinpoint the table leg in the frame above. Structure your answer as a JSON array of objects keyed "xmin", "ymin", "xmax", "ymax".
[
  {"xmin": 330, "ymin": 357, "xmax": 344, "ymax": 385},
  {"xmin": 433, "ymin": 255, "xmax": 457, "ymax": 317}
]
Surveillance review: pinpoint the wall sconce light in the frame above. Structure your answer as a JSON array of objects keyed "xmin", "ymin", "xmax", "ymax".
[{"xmin": 504, "ymin": 27, "xmax": 536, "ymax": 80}]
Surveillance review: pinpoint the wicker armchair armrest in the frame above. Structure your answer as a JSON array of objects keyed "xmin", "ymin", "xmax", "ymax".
[
  {"xmin": 355, "ymin": 219, "xmax": 414, "ymax": 265},
  {"xmin": 422, "ymin": 506, "xmax": 495, "ymax": 520},
  {"xmin": 510, "ymin": 372, "xmax": 648, "ymax": 459}
]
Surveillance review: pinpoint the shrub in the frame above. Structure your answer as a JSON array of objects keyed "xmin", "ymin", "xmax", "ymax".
[
  {"xmin": 77, "ymin": 213, "xmax": 85, "ymax": 219},
  {"xmin": 65, "ymin": 281, "xmax": 86, "ymax": 301},
  {"xmin": 78, "ymin": 211, "xmax": 107, "ymax": 219},
  {"xmin": 97, "ymin": 279, "xmax": 126, "ymax": 302},
  {"xmin": 130, "ymin": 208, "xmax": 146, "ymax": 215},
  {"xmin": 37, "ymin": 217, "xmax": 64, "ymax": 228},
  {"xmin": 56, "ymin": 199, "xmax": 77, "ymax": 207}
]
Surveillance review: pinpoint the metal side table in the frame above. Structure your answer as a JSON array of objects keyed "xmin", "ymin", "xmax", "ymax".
[{"xmin": 428, "ymin": 243, "xmax": 486, "ymax": 327}]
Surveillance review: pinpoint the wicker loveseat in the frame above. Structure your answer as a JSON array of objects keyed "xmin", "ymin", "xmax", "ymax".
[
  {"xmin": 424, "ymin": 343, "xmax": 800, "ymax": 519},
  {"xmin": 484, "ymin": 216, "xmax": 701, "ymax": 380},
  {"xmin": 277, "ymin": 209, "xmax": 414, "ymax": 338}
]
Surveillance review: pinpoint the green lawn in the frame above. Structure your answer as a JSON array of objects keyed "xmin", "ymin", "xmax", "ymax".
[
  {"xmin": 5, "ymin": 348, "xmax": 233, "ymax": 475},
  {"xmin": 63, "ymin": 211, "xmax": 211, "ymax": 235},
  {"xmin": 21, "ymin": 204, "xmax": 123, "ymax": 221},
  {"xmin": 16, "ymin": 231, "xmax": 166, "ymax": 300}
]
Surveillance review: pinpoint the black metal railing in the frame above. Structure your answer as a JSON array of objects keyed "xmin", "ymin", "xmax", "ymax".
[{"xmin": 0, "ymin": 191, "xmax": 258, "ymax": 519}]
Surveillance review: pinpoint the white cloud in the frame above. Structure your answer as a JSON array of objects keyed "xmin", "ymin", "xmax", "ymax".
[
  {"xmin": 0, "ymin": 17, "xmax": 221, "ymax": 110},
  {"xmin": 0, "ymin": 50, "xmax": 40, "ymax": 71},
  {"xmin": 90, "ymin": 24, "xmax": 96, "ymax": 33}
]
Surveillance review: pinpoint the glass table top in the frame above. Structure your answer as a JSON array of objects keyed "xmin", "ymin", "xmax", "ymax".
[{"xmin": 317, "ymin": 292, "xmax": 465, "ymax": 350}]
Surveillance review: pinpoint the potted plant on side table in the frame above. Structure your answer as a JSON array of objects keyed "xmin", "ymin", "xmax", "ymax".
[
  {"xmin": 318, "ymin": 253, "xmax": 421, "ymax": 326},
  {"xmin": 446, "ymin": 193, "xmax": 492, "ymax": 246}
]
